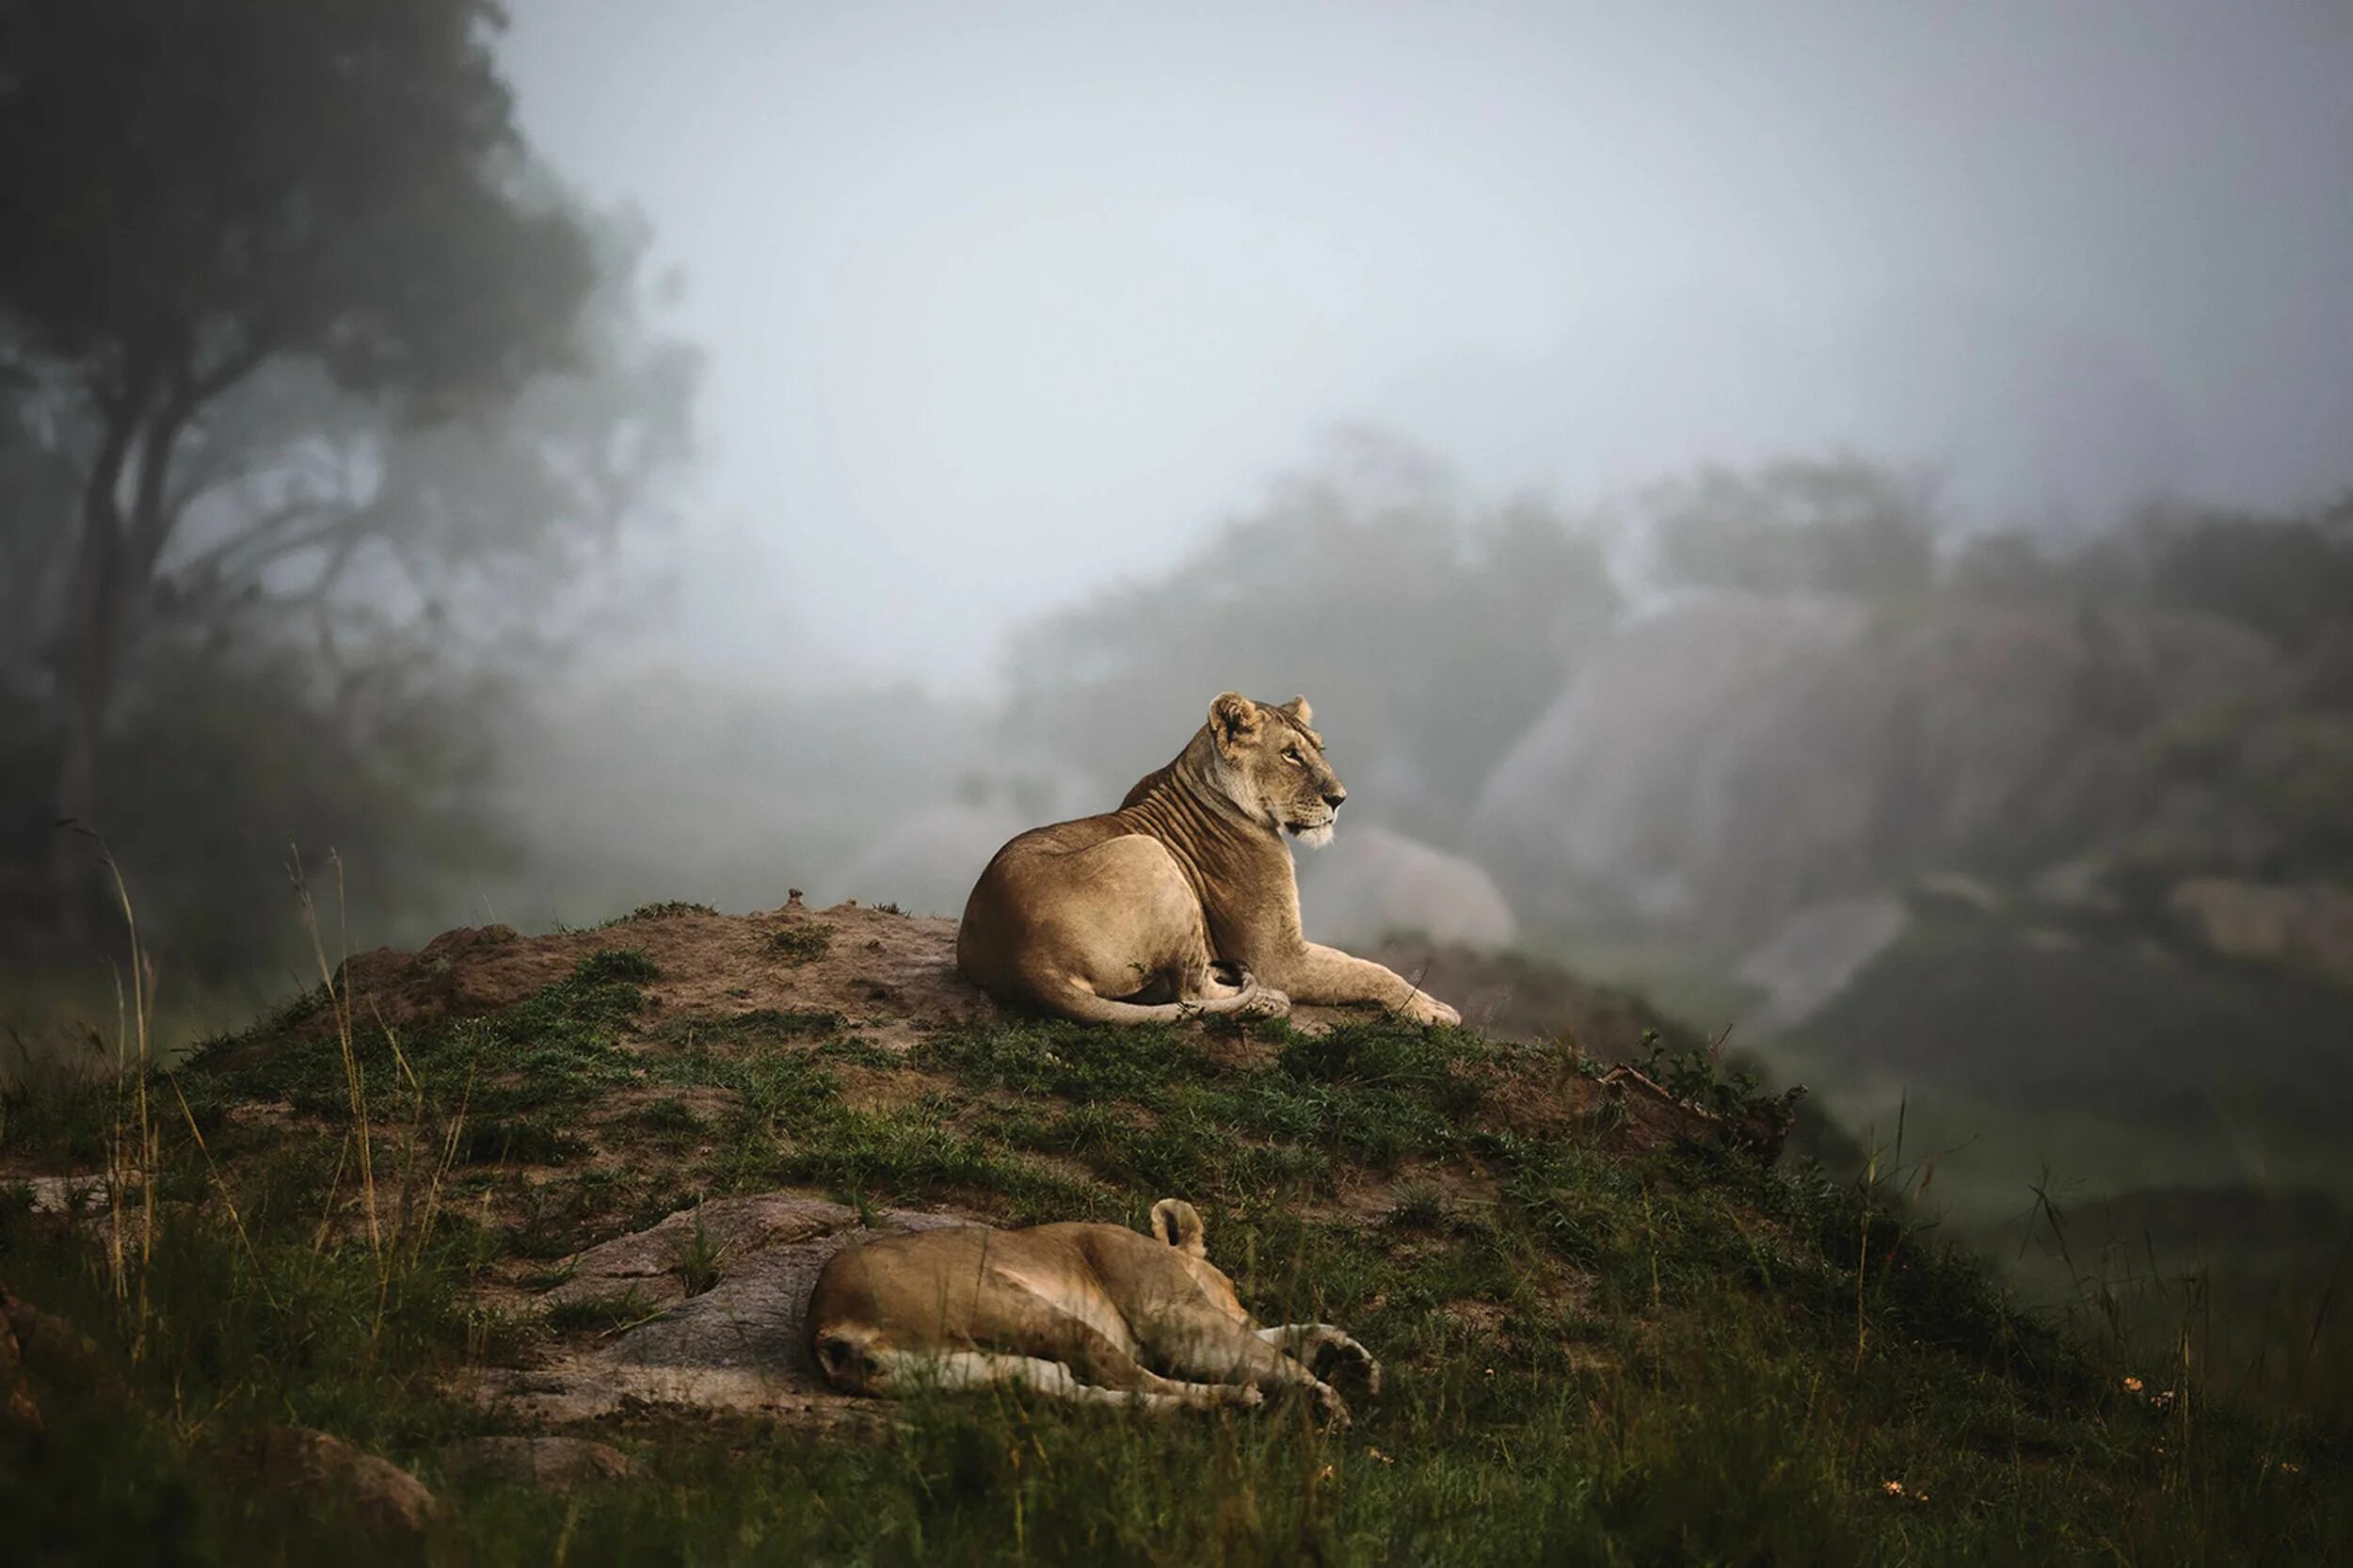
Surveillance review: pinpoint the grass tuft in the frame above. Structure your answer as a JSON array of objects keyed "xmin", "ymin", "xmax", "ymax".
[
  {"xmin": 573, "ymin": 947, "xmax": 661, "ymax": 985},
  {"xmin": 765, "ymin": 923, "xmax": 835, "ymax": 964}
]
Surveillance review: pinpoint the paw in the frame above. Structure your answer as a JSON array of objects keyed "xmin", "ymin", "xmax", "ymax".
[
  {"xmin": 1407, "ymin": 994, "xmax": 1460, "ymax": 1027},
  {"xmin": 1243, "ymin": 987, "xmax": 1292, "ymax": 1019},
  {"xmin": 1231, "ymin": 1384, "xmax": 1266, "ymax": 1408},
  {"xmin": 1311, "ymin": 1338, "xmax": 1382, "ymax": 1397},
  {"xmin": 1314, "ymin": 1383, "xmax": 1353, "ymax": 1429}
]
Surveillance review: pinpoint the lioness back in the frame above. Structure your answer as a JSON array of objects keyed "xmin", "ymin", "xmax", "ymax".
[{"xmin": 952, "ymin": 691, "xmax": 1458, "ymax": 1028}]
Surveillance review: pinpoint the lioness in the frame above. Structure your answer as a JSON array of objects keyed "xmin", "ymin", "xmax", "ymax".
[
  {"xmin": 956, "ymin": 693, "xmax": 1462, "ymax": 1026},
  {"xmin": 806, "ymin": 1198, "xmax": 1379, "ymax": 1421}
]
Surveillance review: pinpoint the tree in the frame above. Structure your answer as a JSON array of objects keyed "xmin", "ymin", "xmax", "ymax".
[
  {"xmin": 1642, "ymin": 455, "xmax": 1942, "ymax": 600},
  {"xmin": 1004, "ymin": 431, "xmax": 1621, "ymax": 844},
  {"xmin": 0, "ymin": 0, "xmax": 596, "ymax": 928}
]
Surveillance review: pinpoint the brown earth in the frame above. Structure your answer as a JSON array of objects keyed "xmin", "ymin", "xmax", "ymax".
[{"xmin": 257, "ymin": 896, "xmax": 1698, "ymax": 1065}]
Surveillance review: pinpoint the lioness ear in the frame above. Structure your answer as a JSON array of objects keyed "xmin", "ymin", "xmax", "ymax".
[
  {"xmin": 1209, "ymin": 692, "xmax": 1261, "ymax": 749},
  {"xmin": 1280, "ymin": 695, "xmax": 1312, "ymax": 726},
  {"xmin": 1149, "ymin": 1197, "xmax": 1208, "ymax": 1257}
]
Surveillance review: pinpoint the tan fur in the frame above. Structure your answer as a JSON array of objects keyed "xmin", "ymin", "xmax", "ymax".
[
  {"xmin": 806, "ymin": 1199, "xmax": 1379, "ymax": 1421},
  {"xmin": 956, "ymin": 693, "xmax": 1463, "ymax": 1026}
]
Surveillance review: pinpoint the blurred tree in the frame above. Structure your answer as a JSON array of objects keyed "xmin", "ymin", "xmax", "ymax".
[
  {"xmin": 2134, "ymin": 495, "xmax": 2353, "ymax": 664},
  {"xmin": 1643, "ymin": 455, "xmax": 1942, "ymax": 599},
  {"xmin": 1003, "ymin": 431, "xmax": 1620, "ymax": 845},
  {"xmin": 0, "ymin": 0, "xmax": 599, "ymax": 931}
]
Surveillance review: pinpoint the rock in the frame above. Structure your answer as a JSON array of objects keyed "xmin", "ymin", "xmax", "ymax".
[
  {"xmin": 2029, "ymin": 858, "xmax": 2121, "ymax": 914},
  {"xmin": 1735, "ymin": 895, "xmax": 1913, "ymax": 1032},
  {"xmin": 21, "ymin": 1172, "xmax": 135, "ymax": 1215},
  {"xmin": 1471, "ymin": 592, "xmax": 1872, "ymax": 938},
  {"xmin": 0, "ymin": 1295, "xmax": 34, "ymax": 1433},
  {"xmin": 1908, "ymin": 872, "xmax": 2002, "ymax": 916},
  {"xmin": 1472, "ymin": 591, "xmax": 2289, "ymax": 946},
  {"xmin": 435, "ymin": 1435, "xmax": 640, "ymax": 1490},
  {"xmin": 2169, "ymin": 879, "xmax": 2353, "ymax": 986},
  {"xmin": 541, "ymin": 1192, "xmax": 865, "ymax": 1317},
  {"xmin": 486, "ymin": 1194, "xmax": 968, "ymax": 1426},
  {"xmin": 1, "ymin": 1284, "xmax": 120, "ymax": 1433},
  {"xmin": 1298, "ymin": 825, "xmax": 1519, "ymax": 952},
  {"xmin": 237, "ymin": 1425, "xmax": 441, "ymax": 1535}
]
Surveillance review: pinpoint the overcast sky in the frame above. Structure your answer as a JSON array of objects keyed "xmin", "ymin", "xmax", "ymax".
[{"xmin": 503, "ymin": 1, "xmax": 2353, "ymax": 692}]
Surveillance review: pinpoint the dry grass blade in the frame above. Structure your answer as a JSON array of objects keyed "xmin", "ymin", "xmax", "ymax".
[{"xmin": 291, "ymin": 844, "xmax": 379, "ymax": 1258}]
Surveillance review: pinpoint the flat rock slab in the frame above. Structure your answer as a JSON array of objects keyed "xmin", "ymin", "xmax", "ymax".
[
  {"xmin": 475, "ymin": 1192, "xmax": 973, "ymax": 1427},
  {"xmin": 16, "ymin": 1173, "xmax": 136, "ymax": 1214},
  {"xmin": 231, "ymin": 1425, "xmax": 442, "ymax": 1535}
]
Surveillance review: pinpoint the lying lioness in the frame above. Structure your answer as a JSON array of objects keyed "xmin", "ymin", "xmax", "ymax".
[
  {"xmin": 956, "ymin": 692, "xmax": 1461, "ymax": 1025},
  {"xmin": 806, "ymin": 1198, "xmax": 1379, "ymax": 1421}
]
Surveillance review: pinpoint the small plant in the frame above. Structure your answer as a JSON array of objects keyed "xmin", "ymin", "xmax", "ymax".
[
  {"xmin": 673, "ymin": 1208, "xmax": 726, "ymax": 1297},
  {"xmin": 1387, "ymin": 1180, "xmax": 1449, "ymax": 1232},
  {"xmin": 615, "ymin": 900, "xmax": 716, "ymax": 925},
  {"xmin": 459, "ymin": 1116, "xmax": 589, "ymax": 1166},
  {"xmin": 574, "ymin": 947, "xmax": 662, "ymax": 985},
  {"xmin": 766, "ymin": 923, "xmax": 834, "ymax": 964},
  {"xmin": 633, "ymin": 1096, "xmax": 709, "ymax": 1137},
  {"xmin": 544, "ymin": 1288, "xmax": 663, "ymax": 1336},
  {"xmin": 1636, "ymin": 1031, "xmax": 1762, "ymax": 1120}
]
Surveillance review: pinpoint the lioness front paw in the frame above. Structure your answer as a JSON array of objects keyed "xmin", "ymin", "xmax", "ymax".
[
  {"xmin": 1243, "ymin": 987, "xmax": 1292, "ymax": 1019},
  {"xmin": 1407, "ymin": 994, "xmax": 1460, "ymax": 1027}
]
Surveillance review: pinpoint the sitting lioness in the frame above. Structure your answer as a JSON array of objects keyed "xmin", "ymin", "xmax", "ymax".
[
  {"xmin": 806, "ymin": 1198, "xmax": 1379, "ymax": 1422},
  {"xmin": 956, "ymin": 693, "xmax": 1462, "ymax": 1026}
]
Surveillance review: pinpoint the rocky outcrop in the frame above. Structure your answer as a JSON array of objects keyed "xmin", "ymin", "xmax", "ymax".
[
  {"xmin": 2169, "ymin": 878, "xmax": 2353, "ymax": 986},
  {"xmin": 477, "ymin": 1193, "xmax": 967, "ymax": 1427},
  {"xmin": 1, "ymin": 1284, "xmax": 120, "ymax": 1435},
  {"xmin": 1735, "ymin": 895, "xmax": 1913, "ymax": 1033},
  {"xmin": 1473, "ymin": 591, "xmax": 2292, "ymax": 946},
  {"xmin": 1471, "ymin": 592, "xmax": 1872, "ymax": 938},
  {"xmin": 232, "ymin": 1425, "xmax": 441, "ymax": 1536}
]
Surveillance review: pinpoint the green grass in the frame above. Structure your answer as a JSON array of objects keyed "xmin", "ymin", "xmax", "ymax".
[
  {"xmin": 766, "ymin": 922, "xmax": 835, "ymax": 964},
  {"xmin": 610, "ymin": 901, "xmax": 717, "ymax": 925},
  {"xmin": 571, "ymin": 947, "xmax": 662, "ymax": 985},
  {"xmin": 4, "ymin": 956, "xmax": 2349, "ymax": 1564}
]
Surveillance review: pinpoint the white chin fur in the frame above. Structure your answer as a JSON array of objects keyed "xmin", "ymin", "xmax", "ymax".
[{"xmin": 1296, "ymin": 823, "xmax": 1335, "ymax": 849}]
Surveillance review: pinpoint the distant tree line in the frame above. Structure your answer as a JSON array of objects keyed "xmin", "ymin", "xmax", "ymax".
[{"xmin": 0, "ymin": 0, "xmax": 697, "ymax": 972}]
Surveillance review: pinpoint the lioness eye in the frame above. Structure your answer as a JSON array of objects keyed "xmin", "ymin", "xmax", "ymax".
[{"xmin": 1284, "ymin": 748, "xmax": 1303, "ymax": 764}]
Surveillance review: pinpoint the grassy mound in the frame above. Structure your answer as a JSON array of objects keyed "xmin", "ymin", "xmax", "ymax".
[{"xmin": 2, "ymin": 926, "xmax": 2346, "ymax": 1565}]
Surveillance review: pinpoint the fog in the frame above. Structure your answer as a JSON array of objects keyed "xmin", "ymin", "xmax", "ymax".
[
  {"xmin": 504, "ymin": 0, "xmax": 2353, "ymax": 687},
  {"xmin": 6, "ymin": 0, "xmax": 2352, "ymax": 1352}
]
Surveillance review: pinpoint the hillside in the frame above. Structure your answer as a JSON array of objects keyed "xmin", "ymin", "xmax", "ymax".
[{"xmin": 2, "ymin": 898, "xmax": 2345, "ymax": 1564}]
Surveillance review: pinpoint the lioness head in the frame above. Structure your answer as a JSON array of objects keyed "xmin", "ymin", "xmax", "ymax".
[
  {"xmin": 1206, "ymin": 692, "xmax": 1345, "ymax": 847},
  {"xmin": 1149, "ymin": 1197, "xmax": 1250, "ymax": 1322}
]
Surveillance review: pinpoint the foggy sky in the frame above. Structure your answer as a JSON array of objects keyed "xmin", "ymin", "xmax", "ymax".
[{"xmin": 503, "ymin": 1, "xmax": 2353, "ymax": 693}]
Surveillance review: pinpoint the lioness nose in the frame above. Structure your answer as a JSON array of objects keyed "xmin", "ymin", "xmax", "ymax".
[{"xmin": 1323, "ymin": 790, "xmax": 1346, "ymax": 809}]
